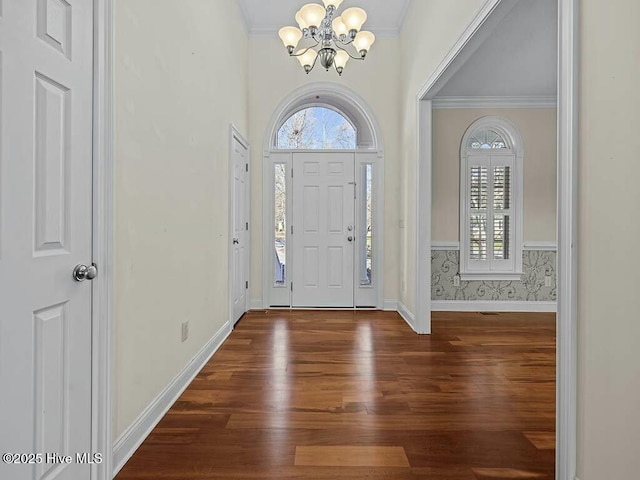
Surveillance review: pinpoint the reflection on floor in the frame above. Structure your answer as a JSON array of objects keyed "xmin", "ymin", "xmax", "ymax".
[{"xmin": 116, "ymin": 310, "xmax": 556, "ymax": 480}]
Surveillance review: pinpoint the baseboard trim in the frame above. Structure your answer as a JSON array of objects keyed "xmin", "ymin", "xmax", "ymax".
[
  {"xmin": 112, "ymin": 321, "xmax": 232, "ymax": 476},
  {"xmin": 397, "ymin": 301, "xmax": 418, "ymax": 332},
  {"xmin": 383, "ymin": 300, "xmax": 398, "ymax": 311},
  {"xmin": 250, "ymin": 299, "xmax": 263, "ymax": 310},
  {"xmin": 432, "ymin": 301, "xmax": 557, "ymax": 313}
]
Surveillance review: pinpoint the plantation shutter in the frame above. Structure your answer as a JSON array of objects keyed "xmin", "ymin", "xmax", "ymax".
[{"xmin": 464, "ymin": 154, "xmax": 515, "ymax": 274}]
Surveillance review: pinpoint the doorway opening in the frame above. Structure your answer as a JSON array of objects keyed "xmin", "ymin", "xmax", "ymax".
[
  {"xmin": 413, "ymin": 0, "xmax": 577, "ymax": 478},
  {"xmin": 263, "ymin": 83, "xmax": 384, "ymax": 309}
]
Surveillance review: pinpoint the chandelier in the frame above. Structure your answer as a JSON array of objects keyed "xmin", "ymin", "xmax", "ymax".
[{"xmin": 278, "ymin": 1, "xmax": 375, "ymax": 76}]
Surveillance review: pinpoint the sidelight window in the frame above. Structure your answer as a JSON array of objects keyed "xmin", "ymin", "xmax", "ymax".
[{"xmin": 274, "ymin": 163, "xmax": 287, "ymax": 286}]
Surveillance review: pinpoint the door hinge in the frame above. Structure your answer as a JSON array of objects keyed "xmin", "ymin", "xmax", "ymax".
[
  {"xmin": 290, "ymin": 282, "xmax": 293, "ymax": 292},
  {"xmin": 348, "ymin": 181, "xmax": 357, "ymax": 199},
  {"xmin": 246, "ymin": 281, "xmax": 249, "ymax": 289},
  {"xmin": 245, "ymin": 163, "xmax": 249, "ymax": 172},
  {"xmin": 291, "ymin": 167, "xmax": 294, "ymax": 178},
  {"xmin": 291, "ymin": 225, "xmax": 294, "ymax": 235},
  {"xmin": 246, "ymin": 222, "xmax": 249, "ymax": 231}
]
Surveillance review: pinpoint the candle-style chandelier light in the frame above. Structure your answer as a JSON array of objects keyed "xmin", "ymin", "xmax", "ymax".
[{"xmin": 278, "ymin": 1, "xmax": 375, "ymax": 76}]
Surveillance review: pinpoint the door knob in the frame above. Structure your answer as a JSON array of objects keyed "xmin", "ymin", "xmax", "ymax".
[
  {"xmin": 73, "ymin": 264, "xmax": 98, "ymax": 282},
  {"xmin": 347, "ymin": 236, "xmax": 354, "ymax": 242},
  {"xmin": 233, "ymin": 238, "xmax": 239, "ymax": 245}
]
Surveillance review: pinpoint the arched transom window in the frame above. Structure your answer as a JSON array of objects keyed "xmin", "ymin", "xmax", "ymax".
[
  {"xmin": 276, "ymin": 106, "xmax": 356, "ymax": 149},
  {"xmin": 467, "ymin": 129, "xmax": 509, "ymax": 149}
]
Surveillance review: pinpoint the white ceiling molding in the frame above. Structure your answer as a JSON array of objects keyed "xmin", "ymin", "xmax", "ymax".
[
  {"xmin": 234, "ymin": 0, "xmax": 253, "ymax": 32},
  {"xmin": 238, "ymin": 0, "xmax": 412, "ymax": 37},
  {"xmin": 248, "ymin": 27, "xmax": 402, "ymax": 38},
  {"xmin": 393, "ymin": 0, "xmax": 412, "ymax": 35},
  {"xmin": 432, "ymin": 96, "xmax": 557, "ymax": 109}
]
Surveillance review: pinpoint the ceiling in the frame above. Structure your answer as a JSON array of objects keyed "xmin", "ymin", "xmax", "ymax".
[
  {"xmin": 437, "ymin": 0, "xmax": 558, "ymax": 99},
  {"xmin": 236, "ymin": 0, "xmax": 412, "ymax": 36}
]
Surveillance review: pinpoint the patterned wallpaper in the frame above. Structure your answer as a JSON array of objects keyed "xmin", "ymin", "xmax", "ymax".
[{"xmin": 431, "ymin": 250, "xmax": 557, "ymax": 302}]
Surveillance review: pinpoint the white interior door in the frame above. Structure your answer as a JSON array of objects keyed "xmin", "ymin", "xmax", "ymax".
[
  {"xmin": 231, "ymin": 133, "xmax": 249, "ymax": 324},
  {"xmin": 292, "ymin": 153, "xmax": 355, "ymax": 308},
  {"xmin": 0, "ymin": 2, "xmax": 94, "ymax": 479}
]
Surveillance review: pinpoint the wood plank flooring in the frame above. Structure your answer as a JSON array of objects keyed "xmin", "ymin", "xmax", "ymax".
[{"xmin": 115, "ymin": 310, "xmax": 556, "ymax": 480}]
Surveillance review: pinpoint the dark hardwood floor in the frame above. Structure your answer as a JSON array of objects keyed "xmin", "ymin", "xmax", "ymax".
[{"xmin": 116, "ymin": 310, "xmax": 556, "ymax": 480}]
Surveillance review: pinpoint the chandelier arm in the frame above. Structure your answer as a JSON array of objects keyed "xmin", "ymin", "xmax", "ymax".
[
  {"xmin": 334, "ymin": 42, "xmax": 365, "ymax": 61},
  {"xmin": 333, "ymin": 33, "xmax": 355, "ymax": 47},
  {"xmin": 288, "ymin": 40, "xmax": 321, "ymax": 58},
  {"xmin": 307, "ymin": 50, "xmax": 320, "ymax": 73}
]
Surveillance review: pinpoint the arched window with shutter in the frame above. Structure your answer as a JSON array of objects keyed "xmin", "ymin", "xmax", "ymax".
[{"xmin": 459, "ymin": 116, "xmax": 524, "ymax": 280}]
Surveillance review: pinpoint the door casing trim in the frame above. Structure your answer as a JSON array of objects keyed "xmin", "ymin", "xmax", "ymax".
[
  {"xmin": 93, "ymin": 0, "xmax": 578, "ymax": 478},
  {"xmin": 92, "ymin": 0, "xmax": 114, "ymax": 479},
  {"xmin": 413, "ymin": 0, "xmax": 578, "ymax": 478},
  {"xmin": 262, "ymin": 150, "xmax": 384, "ymax": 310}
]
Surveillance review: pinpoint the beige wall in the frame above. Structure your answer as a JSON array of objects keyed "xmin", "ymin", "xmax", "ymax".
[
  {"xmin": 432, "ymin": 108, "xmax": 557, "ymax": 242},
  {"xmin": 578, "ymin": 0, "xmax": 640, "ymax": 478},
  {"xmin": 399, "ymin": 0, "xmax": 487, "ymax": 312},
  {"xmin": 247, "ymin": 36, "xmax": 401, "ymax": 305},
  {"xmin": 113, "ymin": 0, "xmax": 248, "ymax": 439}
]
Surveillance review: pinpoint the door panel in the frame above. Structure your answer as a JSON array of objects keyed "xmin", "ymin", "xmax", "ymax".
[
  {"xmin": 292, "ymin": 153, "xmax": 355, "ymax": 307},
  {"xmin": 34, "ymin": 72, "xmax": 70, "ymax": 255},
  {"xmin": 0, "ymin": 1, "xmax": 94, "ymax": 479}
]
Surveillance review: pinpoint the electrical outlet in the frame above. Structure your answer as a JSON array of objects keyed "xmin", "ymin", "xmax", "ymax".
[
  {"xmin": 545, "ymin": 275, "xmax": 552, "ymax": 288},
  {"xmin": 181, "ymin": 321, "xmax": 189, "ymax": 342},
  {"xmin": 453, "ymin": 275, "xmax": 461, "ymax": 287}
]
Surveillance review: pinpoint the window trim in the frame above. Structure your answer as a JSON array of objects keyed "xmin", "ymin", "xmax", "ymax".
[{"xmin": 459, "ymin": 116, "xmax": 524, "ymax": 281}]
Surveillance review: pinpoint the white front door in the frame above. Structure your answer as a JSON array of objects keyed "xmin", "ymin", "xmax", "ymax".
[
  {"xmin": 0, "ymin": 2, "xmax": 94, "ymax": 479},
  {"xmin": 231, "ymin": 132, "xmax": 249, "ymax": 324},
  {"xmin": 292, "ymin": 153, "xmax": 355, "ymax": 307}
]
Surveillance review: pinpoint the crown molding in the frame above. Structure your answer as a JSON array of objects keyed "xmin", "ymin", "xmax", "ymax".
[
  {"xmin": 248, "ymin": 26, "xmax": 401, "ymax": 38},
  {"xmin": 242, "ymin": 0, "xmax": 412, "ymax": 38},
  {"xmin": 235, "ymin": 0, "xmax": 252, "ymax": 32},
  {"xmin": 397, "ymin": 0, "xmax": 412, "ymax": 33},
  {"xmin": 433, "ymin": 96, "xmax": 557, "ymax": 109}
]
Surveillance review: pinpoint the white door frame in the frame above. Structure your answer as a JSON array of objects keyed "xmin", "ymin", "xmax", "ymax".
[
  {"xmin": 228, "ymin": 125, "xmax": 251, "ymax": 324},
  {"xmin": 263, "ymin": 149, "xmax": 384, "ymax": 310},
  {"xmin": 91, "ymin": 0, "xmax": 114, "ymax": 479},
  {"xmin": 413, "ymin": 0, "xmax": 578, "ymax": 479},
  {"xmin": 88, "ymin": 0, "xmax": 580, "ymax": 478},
  {"xmin": 261, "ymin": 83, "xmax": 385, "ymax": 310}
]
